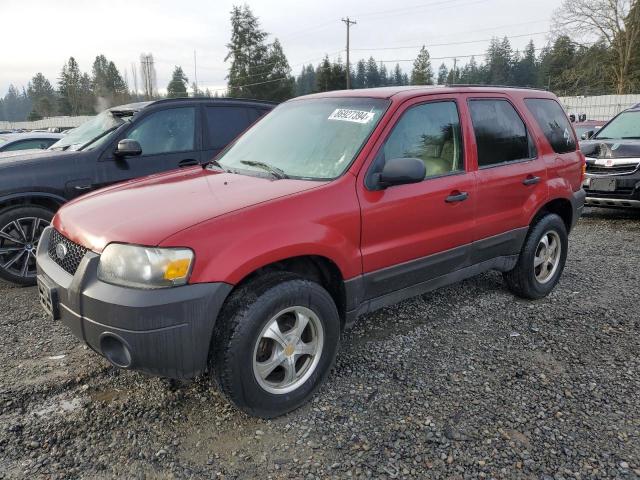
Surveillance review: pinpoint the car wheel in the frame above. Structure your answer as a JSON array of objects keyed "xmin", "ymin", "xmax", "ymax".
[
  {"xmin": 210, "ymin": 272, "xmax": 341, "ymax": 418},
  {"xmin": 503, "ymin": 213, "xmax": 568, "ymax": 300},
  {"xmin": 0, "ymin": 206, "xmax": 53, "ymax": 286}
]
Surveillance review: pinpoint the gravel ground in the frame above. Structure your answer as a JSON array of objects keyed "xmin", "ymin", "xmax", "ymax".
[{"xmin": 0, "ymin": 207, "xmax": 639, "ymax": 480}]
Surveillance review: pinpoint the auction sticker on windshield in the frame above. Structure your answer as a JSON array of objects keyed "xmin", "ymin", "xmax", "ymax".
[{"xmin": 328, "ymin": 109, "xmax": 375, "ymax": 124}]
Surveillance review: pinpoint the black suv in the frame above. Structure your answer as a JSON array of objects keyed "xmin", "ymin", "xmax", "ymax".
[
  {"xmin": 0, "ymin": 97, "xmax": 274, "ymax": 285},
  {"xmin": 581, "ymin": 104, "xmax": 640, "ymax": 209}
]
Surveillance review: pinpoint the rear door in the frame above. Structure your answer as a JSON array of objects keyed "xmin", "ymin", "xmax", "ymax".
[
  {"xmin": 96, "ymin": 105, "xmax": 201, "ymax": 188},
  {"xmin": 466, "ymin": 95, "xmax": 547, "ymax": 263},
  {"xmin": 202, "ymin": 105, "xmax": 268, "ymax": 161},
  {"xmin": 357, "ymin": 96, "xmax": 476, "ymax": 300}
]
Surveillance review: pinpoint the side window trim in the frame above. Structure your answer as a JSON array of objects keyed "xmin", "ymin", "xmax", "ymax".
[
  {"xmin": 365, "ymin": 98, "xmax": 466, "ymax": 190},
  {"xmin": 467, "ymin": 97, "xmax": 538, "ymax": 169}
]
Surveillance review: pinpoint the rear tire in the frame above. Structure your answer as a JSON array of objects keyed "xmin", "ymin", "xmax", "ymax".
[
  {"xmin": 210, "ymin": 272, "xmax": 341, "ymax": 418},
  {"xmin": 503, "ymin": 213, "xmax": 568, "ymax": 300},
  {"xmin": 0, "ymin": 206, "xmax": 53, "ymax": 286}
]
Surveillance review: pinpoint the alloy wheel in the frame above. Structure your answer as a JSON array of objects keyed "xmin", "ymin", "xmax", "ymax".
[
  {"xmin": 252, "ymin": 306, "xmax": 324, "ymax": 395},
  {"xmin": 0, "ymin": 217, "xmax": 49, "ymax": 279},
  {"xmin": 533, "ymin": 230, "xmax": 561, "ymax": 284}
]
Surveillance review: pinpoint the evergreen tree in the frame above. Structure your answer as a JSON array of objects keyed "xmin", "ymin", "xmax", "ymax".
[
  {"xmin": 437, "ymin": 63, "xmax": 449, "ymax": 85},
  {"xmin": 225, "ymin": 5, "xmax": 269, "ymax": 98},
  {"xmin": 393, "ymin": 64, "xmax": 404, "ymax": 85},
  {"xmin": 264, "ymin": 38, "xmax": 295, "ymax": 101},
  {"xmin": 58, "ymin": 57, "xmax": 83, "ymax": 115},
  {"xmin": 410, "ymin": 46, "xmax": 433, "ymax": 85},
  {"xmin": 167, "ymin": 66, "xmax": 189, "ymax": 98},
  {"xmin": 365, "ymin": 57, "xmax": 380, "ymax": 87},
  {"xmin": 316, "ymin": 56, "xmax": 333, "ymax": 92},
  {"xmin": 295, "ymin": 64, "xmax": 317, "ymax": 96},
  {"xmin": 513, "ymin": 40, "xmax": 538, "ymax": 87},
  {"xmin": 28, "ymin": 72, "xmax": 57, "ymax": 118},
  {"xmin": 379, "ymin": 62, "xmax": 388, "ymax": 86},
  {"xmin": 354, "ymin": 60, "xmax": 367, "ymax": 89},
  {"xmin": 0, "ymin": 85, "xmax": 32, "ymax": 121},
  {"xmin": 485, "ymin": 37, "xmax": 513, "ymax": 85}
]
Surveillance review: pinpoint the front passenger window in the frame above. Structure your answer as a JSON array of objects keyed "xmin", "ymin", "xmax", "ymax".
[
  {"xmin": 376, "ymin": 101, "xmax": 463, "ymax": 180},
  {"xmin": 127, "ymin": 107, "xmax": 195, "ymax": 155}
]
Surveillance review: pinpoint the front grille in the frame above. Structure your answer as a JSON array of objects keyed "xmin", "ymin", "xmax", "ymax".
[
  {"xmin": 586, "ymin": 163, "xmax": 639, "ymax": 175},
  {"xmin": 48, "ymin": 229, "xmax": 88, "ymax": 276}
]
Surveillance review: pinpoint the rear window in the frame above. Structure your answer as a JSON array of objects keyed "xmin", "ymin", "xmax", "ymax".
[
  {"xmin": 525, "ymin": 98, "xmax": 576, "ymax": 154},
  {"xmin": 205, "ymin": 106, "xmax": 257, "ymax": 150}
]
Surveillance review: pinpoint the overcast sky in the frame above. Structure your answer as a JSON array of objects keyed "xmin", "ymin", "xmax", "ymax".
[{"xmin": 0, "ymin": 0, "xmax": 561, "ymax": 97}]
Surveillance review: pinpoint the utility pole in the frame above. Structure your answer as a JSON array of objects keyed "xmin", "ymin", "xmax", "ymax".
[
  {"xmin": 194, "ymin": 50, "xmax": 198, "ymax": 96},
  {"xmin": 342, "ymin": 17, "xmax": 357, "ymax": 89}
]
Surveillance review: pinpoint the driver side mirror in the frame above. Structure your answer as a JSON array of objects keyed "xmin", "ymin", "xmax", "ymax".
[
  {"xmin": 114, "ymin": 139, "xmax": 142, "ymax": 157},
  {"xmin": 373, "ymin": 157, "xmax": 426, "ymax": 189},
  {"xmin": 581, "ymin": 130, "xmax": 595, "ymax": 140}
]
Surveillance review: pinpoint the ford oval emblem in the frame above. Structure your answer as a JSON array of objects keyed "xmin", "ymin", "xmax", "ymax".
[{"xmin": 55, "ymin": 243, "xmax": 68, "ymax": 260}]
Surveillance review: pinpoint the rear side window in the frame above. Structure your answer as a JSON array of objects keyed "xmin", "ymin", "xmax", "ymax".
[
  {"xmin": 206, "ymin": 106, "xmax": 255, "ymax": 150},
  {"xmin": 469, "ymin": 99, "xmax": 535, "ymax": 167},
  {"xmin": 3, "ymin": 138, "xmax": 56, "ymax": 151},
  {"xmin": 525, "ymin": 98, "xmax": 576, "ymax": 154}
]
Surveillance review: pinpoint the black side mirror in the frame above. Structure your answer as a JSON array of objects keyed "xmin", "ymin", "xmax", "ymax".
[
  {"xmin": 374, "ymin": 157, "xmax": 426, "ymax": 189},
  {"xmin": 581, "ymin": 130, "xmax": 595, "ymax": 140},
  {"xmin": 115, "ymin": 139, "xmax": 142, "ymax": 157}
]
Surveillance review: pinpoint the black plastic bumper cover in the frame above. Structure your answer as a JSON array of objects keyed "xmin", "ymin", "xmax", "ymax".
[
  {"xmin": 570, "ymin": 188, "xmax": 586, "ymax": 230},
  {"xmin": 36, "ymin": 227, "xmax": 232, "ymax": 379}
]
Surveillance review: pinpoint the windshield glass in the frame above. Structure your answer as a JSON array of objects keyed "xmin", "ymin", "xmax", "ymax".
[
  {"xmin": 217, "ymin": 97, "xmax": 389, "ymax": 180},
  {"xmin": 48, "ymin": 110, "xmax": 130, "ymax": 151},
  {"xmin": 594, "ymin": 111, "xmax": 640, "ymax": 139}
]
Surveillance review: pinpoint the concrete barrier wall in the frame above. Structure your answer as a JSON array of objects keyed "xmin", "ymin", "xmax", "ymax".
[
  {"xmin": 558, "ymin": 94, "xmax": 640, "ymax": 121},
  {"xmin": 0, "ymin": 115, "xmax": 94, "ymax": 131}
]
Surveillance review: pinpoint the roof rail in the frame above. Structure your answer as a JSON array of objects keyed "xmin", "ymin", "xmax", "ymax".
[
  {"xmin": 445, "ymin": 83, "xmax": 548, "ymax": 92},
  {"xmin": 150, "ymin": 96, "xmax": 279, "ymax": 106}
]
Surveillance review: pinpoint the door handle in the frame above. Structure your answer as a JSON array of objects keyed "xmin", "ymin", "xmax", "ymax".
[
  {"xmin": 445, "ymin": 191, "xmax": 469, "ymax": 203},
  {"xmin": 522, "ymin": 175, "xmax": 541, "ymax": 186},
  {"xmin": 74, "ymin": 185, "xmax": 92, "ymax": 191},
  {"xmin": 179, "ymin": 159, "xmax": 199, "ymax": 167}
]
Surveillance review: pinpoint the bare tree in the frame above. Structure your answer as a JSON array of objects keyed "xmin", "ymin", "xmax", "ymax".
[
  {"xmin": 139, "ymin": 53, "xmax": 157, "ymax": 99},
  {"xmin": 553, "ymin": 0, "xmax": 640, "ymax": 94}
]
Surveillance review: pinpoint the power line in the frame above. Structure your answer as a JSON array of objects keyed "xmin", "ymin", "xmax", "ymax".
[{"xmin": 350, "ymin": 31, "xmax": 550, "ymax": 52}]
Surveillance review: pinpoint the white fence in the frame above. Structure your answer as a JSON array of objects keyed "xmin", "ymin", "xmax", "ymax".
[
  {"xmin": 558, "ymin": 94, "xmax": 640, "ymax": 121},
  {"xmin": 0, "ymin": 115, "xmax": 94, "ymax": 131}
]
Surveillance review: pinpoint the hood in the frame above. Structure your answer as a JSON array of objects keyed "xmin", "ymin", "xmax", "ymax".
[
  {"xmin": 54, "ymin": 167, "xmax": 326, "ymax": 252},
  {"xmin": 580, "ymin": 139, "xmax": 640, "ymax": 160},
  {"xmin": 0, "ymin": 148, "xmax": 74, "ymax": 167}
]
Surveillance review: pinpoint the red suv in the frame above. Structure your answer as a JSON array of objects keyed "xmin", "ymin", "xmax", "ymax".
[{"xmin": 36, "ymin": 87, "xmax": 585, "ymax": 417}]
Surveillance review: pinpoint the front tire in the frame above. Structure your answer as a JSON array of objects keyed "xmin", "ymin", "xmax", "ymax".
[
  {"xmin": 210, "ymin": 273, "xmax": 341, "ymax": 418},
  {"xmin": 0, "ymin": 206, "xmax": 53, "ymax": 286},
  {"xmin": 503, "ymin": 213, "xmax": 568, "ymax": 300}
]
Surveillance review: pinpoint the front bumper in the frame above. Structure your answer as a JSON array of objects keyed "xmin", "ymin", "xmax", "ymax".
[
  {"xmin": 583, "ymin": 168, "xmax": 640, "ymax": 208},
  {"xmin": 36, "ymin": 227, "xmax": 232, "ymax": 379}
]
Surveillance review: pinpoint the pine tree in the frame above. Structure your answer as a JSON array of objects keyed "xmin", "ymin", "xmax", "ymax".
[
  {"xmin": 365, "ymin": 57, "xmax": 380, "ymax": 87},
  {"xmin": 264, "ymin": 38, "xmax": 295, "ymax": 101},
  {"xmin": 355, "ymin": 60, "xmax": 367, "ymax": 89},
  {"xmin": 410, "ymin": 46, "xmax": 433, "ymax": 85},
  {"xmin": 225, "ymin": 5, "xmax": 269, "ymax": 98},
  {"xmin": 379, "ymin": 62, "xmax": 388, "ymax": 86},
  {"xmin": 316, "ymin": 56, "xmax": 333, "ymax": 92},
  {"xmin": 28, "ymin": 73, "xmax": 57, "ymax": 118},
  {"xmin": 58, "ymin": 57, "xmax": 84, "ymax": 115},
  {"xmin": 393, "ymin": 64, "xmax": 403, "ymax": 85},
  {"xmin": 167, "ymin": 66, "xmax": 189, "ymax": 98},
  {"xmin": 437, "ymin": 63, "xmax": 448, "ymax": 85}
]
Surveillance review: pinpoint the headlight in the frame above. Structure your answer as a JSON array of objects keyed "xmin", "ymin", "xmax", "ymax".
[{"xmin": 97, "ymin": 243, "xmax": 194, "ymax": 289}]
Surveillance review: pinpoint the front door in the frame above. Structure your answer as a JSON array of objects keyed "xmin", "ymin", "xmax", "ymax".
[
  {"xmin": 96, "ymin": 105, "xmax": 201, "ymax": 188},
  {"xmin": 357, "ymin": 97, "xmax": 476, "ymax": 300}
]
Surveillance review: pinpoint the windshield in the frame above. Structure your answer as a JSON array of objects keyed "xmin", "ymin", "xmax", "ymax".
[
  {"xmin": 217, "ymin": 97, "xmax": 389, "ymax": 180},
  {"xmin": 594, "ymin": 111, "xmax": 640, "ymax": 139},
  {"xmin": 48, "ymin": 110, "xmax": 130, "ymax": 151}
]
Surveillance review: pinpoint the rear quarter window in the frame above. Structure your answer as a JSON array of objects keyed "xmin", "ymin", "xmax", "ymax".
[
  {"xmin": 525, "ymin": 98, "xmax": 577, "ymax": 154},
  {"xmin": 205, "ymin": 106, "xmax": 256, "ymax": 150}
]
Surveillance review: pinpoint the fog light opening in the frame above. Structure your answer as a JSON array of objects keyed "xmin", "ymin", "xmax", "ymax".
[{"xmin": 99, "ymin": 334, "xmax": 132, "ymax": 368}]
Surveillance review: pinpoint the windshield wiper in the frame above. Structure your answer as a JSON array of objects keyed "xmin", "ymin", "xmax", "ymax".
[
  {"xmin": 239, "ymin": 160, "xmax": 288, "ymax": 179},
  {"xmin": 621, "ymin": 136, "xmax": 640, "ymax": 139}
]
